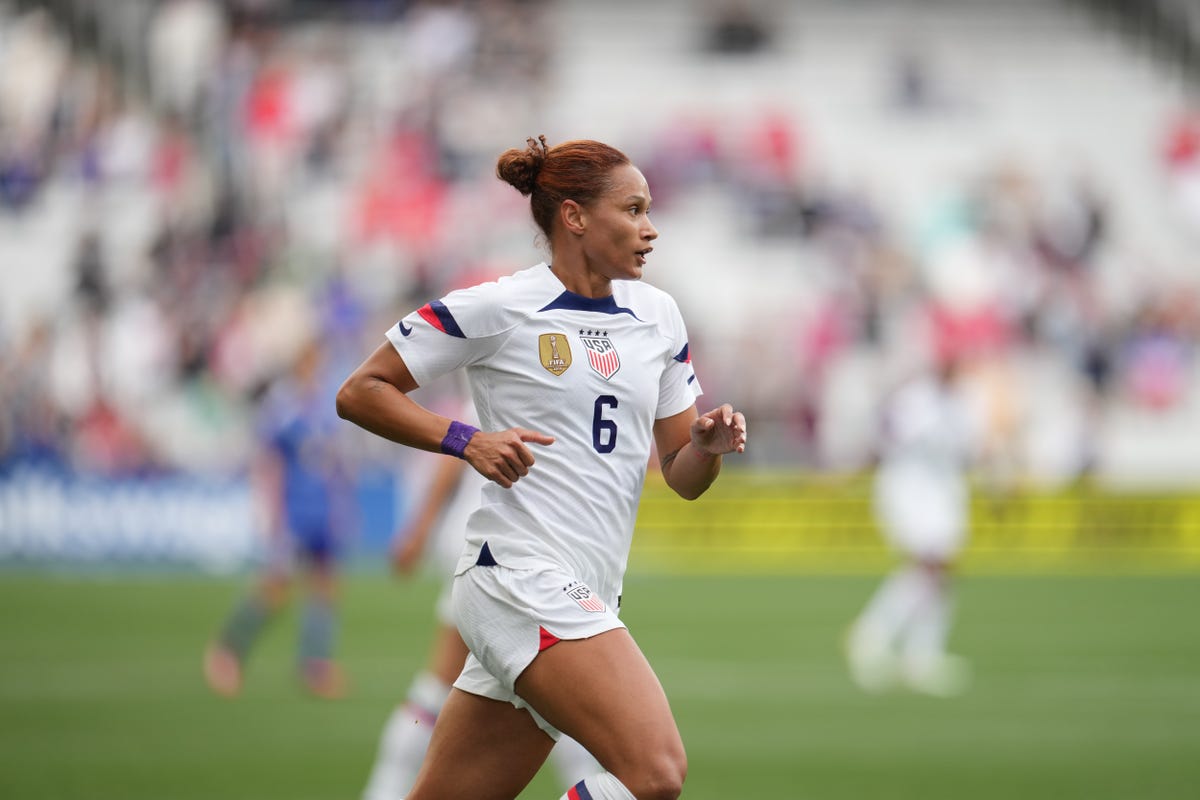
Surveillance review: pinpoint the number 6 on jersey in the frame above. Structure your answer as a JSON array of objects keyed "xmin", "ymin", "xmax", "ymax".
[{"xmin": 592, "ymin": 395, "xmax": 618, "ymax": 453}]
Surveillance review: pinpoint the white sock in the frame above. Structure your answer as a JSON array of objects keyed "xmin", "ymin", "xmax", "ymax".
[
  {"xmin": 548, "ymin": 735, "xmax": 602, "ymax": 790},
  {"xmin": 902, "ymin": 578, "xmax": 953, "ymax": 666},
  {"xmin": 362, "ymin": 672, "xmax": 451, "ymax": 800},
  {"xmin": 560, "ymin": 772, "xmax": 636, "ymax": 800},
  {"xmin": 851, "ymin": 564, "xmax": 932, "ymax": 652}
]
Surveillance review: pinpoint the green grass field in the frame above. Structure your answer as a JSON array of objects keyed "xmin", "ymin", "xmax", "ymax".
[{"xmin": 1, "ymin": 571, "xmax": 1198, "ymax": 799}]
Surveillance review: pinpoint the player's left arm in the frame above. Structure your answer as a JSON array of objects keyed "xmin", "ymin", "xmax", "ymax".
[{"xmin": 654, "ymin": 403, "xmax": 747, "ymax": 501}]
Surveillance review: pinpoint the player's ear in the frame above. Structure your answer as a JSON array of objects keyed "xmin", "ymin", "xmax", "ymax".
[{"xmin": 561, "ymin": 199, "xmax": 586, "ymax": 236}]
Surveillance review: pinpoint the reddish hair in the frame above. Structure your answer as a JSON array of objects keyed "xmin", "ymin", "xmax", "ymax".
[{"xmin": 496, "ymin": 135, "xmax": 631, "ymax": 239}]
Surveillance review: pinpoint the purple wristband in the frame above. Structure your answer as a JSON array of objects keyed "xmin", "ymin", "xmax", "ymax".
[{"xmin": 440, "ymin": 420, "xmax": 479, "ymax": 459}]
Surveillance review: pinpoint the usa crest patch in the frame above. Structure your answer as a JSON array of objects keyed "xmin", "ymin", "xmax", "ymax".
[
  {"xmin": 564, "ymin": 581, "xmax": 606, "ymax": 613},
  {"xmin": 579, "ymin": 330, "xmax": 620, "ymax": 380}
]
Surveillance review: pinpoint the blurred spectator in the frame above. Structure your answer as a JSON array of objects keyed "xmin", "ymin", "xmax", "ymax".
[
  {"xmin": 147, "ymin": 0, "xmax": 228, "ymax": 124},
  {"xmin": 0, "ymin": 9, "xmax": 66, "ymax": 141},
  {"xmin": 0, "ymin": 131, "xmax": 45, "ymax": 212},
  {"xmin": 703, "ymin": 0, "xmax": 771, "ymax": 55},
  {"xmin": 0, "ymin": 319, "xmax": 69, "ymax": 470},
  {"xmin": 1161, "ymin": 106, "xmax": 1200, "ymax": 234},
  {"xmin": 406, "ymin": 0, "xmax": 478, "ymax": 81},
  {"xmin": 72, "ymin": 228, "xmax": 108, "ymax": 303},
  {"xmin": 474, "ymin": 0, "xmax": 549, "ymax": 83},
  {"xmin": 1120, "ymin": 291, "xmax": 1197, "ymax": 411},
  {"xmin": 889, "ymin": 47, "xmax": 937, "ymax": 112}
]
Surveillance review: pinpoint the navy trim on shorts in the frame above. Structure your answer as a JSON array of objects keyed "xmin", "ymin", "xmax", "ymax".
[{"xmin": 475, "ymin": 541, "xmax": 498, "ymax": 566}]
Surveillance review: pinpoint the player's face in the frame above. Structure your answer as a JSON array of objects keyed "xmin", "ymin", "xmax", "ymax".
[{"xmin": 582, "ymin": 163, "xmax": 658, "ymax": 281}]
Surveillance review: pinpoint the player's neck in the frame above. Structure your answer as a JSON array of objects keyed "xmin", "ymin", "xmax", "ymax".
[{"xmin": 549, "ymin": 261, "xmax": 613, "ymax": 299}]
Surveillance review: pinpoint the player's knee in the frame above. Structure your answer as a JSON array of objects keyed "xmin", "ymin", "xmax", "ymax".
[
  {"xmin": 621, "ymin": 748, "xmax": 687, "ymax": 800},
  {"xmin": 260, "ymin": 578, "xmax": 291, "ymax": 610}
]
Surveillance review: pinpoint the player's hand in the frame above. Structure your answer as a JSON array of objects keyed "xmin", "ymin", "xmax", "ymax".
[
  {"xmin": 690, "ymin": 404, "xmax": 747, "ymax": 456},
  {"xmin": 389, "ymin": 528, "xmax": 425, "ymax": 575},
  {"xmin": 463, "ymin": 428, "xmax": 555, "ymax": 488}
]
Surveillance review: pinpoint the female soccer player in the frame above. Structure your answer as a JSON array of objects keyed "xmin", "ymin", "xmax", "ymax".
[{"xmin": 336, "ymin": 136, "xmax": 747, "ymax": 800}]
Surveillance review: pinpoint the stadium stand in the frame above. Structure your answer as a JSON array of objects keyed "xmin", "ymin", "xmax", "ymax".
[{"xmin": 2, "ymin": 0, "xmax": 1198, "ymax": 567}]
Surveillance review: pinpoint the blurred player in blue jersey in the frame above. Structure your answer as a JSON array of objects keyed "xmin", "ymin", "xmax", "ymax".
[
  {"xmin": 205, "ymin": 337, "xmax": 355, "ymax": 699},
  {"xmin": 338, "ymin": 136, "xmax": 746, "ymax": 800}
]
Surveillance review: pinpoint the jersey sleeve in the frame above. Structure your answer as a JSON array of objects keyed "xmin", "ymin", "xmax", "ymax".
[
  {"xmin": 656, "ymin": 296, "xmax": 703, "ymax": 419},
  {"xmin": 385, "ymin": 282, "xmax": 513, "ymax": 388}
]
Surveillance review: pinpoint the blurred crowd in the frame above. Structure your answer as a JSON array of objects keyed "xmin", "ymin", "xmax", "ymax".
[
  {"xmin": 0, "ymin": 0, "xmax": 552, "ymax": 480},
  {"xmin": 1, "ymin": 0, "xmax": 1198, "ymax": 489}
]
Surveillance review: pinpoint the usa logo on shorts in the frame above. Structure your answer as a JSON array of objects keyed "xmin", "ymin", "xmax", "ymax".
[
  {"xmin": 579, "ymin": 330, "xmax": 620, "ymax": 380},
  {"xmin": 564, "ymin": 582, "xmax": 606, "ymax": 613}
]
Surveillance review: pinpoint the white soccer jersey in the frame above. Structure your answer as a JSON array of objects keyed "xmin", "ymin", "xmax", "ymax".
[
  {"xmin": 386, "ymin": 263, "xmax": 701, "ymax": 605},
  {"xmin": 874, "ymin": 374, "xmax": 976, "ymax": 557}
]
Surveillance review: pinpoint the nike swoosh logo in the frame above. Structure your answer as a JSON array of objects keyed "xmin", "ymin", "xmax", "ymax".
[{"xmin": 398, "ymin": 321, "xmax": 413, "ymax": 337}]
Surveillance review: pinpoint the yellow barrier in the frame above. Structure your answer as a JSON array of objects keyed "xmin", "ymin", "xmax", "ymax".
[{"xmin": 630, "ymin": 470, "xmax": 1200, "ymax": 574}]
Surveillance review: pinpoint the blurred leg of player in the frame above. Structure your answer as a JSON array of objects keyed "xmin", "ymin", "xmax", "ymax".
[
  {"xmin": 848, "ymin": 466, "xmax": 969, "ymax": 696},
  {"xmin": 363, "ymin": 623, "xmax": 466, "ymax": 800},
  {"xmin": 846, "ymin": 563, "xmax": 927, "ymax": 692},
  {"xmin": 204, "ymin": 571, "xmax": 289, "ymax": 697},
  {"xmin": 897, "ymin": 560, "xmax": 969, "ymax": 697},
  {"xmin": 299, "ymin": 554, "xmax": 345, "ymax": 698}
]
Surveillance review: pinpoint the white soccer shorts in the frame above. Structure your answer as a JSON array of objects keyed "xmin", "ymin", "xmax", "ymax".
[{"xmin": 451, "ymin": 560, "xmax": 625, "ymax": 738}]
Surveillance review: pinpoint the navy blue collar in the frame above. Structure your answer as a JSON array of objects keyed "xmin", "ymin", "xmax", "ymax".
[
  {"xmin": 539, "ymin": 266, "xmax": 642, "ymax": 318},
  {"xmin": 539, "ymin": 290, "xmax": 641, "ymax": 319}
]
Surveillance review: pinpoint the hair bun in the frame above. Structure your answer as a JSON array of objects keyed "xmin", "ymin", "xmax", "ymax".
[{"xmin": 496, "ymin": 135, "xmax": 549, "ymax": 196}]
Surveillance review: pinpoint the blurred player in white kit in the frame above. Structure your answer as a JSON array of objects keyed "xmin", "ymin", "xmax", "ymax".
[{"xmin": 845, "ymin": 346, "xmax": 983, "ymax": 697}]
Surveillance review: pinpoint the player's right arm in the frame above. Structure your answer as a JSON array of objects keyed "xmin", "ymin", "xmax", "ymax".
[{"xmin": 335, "ymin": 342, "xmax": 553, "ymax": 488}]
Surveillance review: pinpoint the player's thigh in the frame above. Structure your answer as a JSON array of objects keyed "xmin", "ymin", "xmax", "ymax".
[
  {"xmin": 408, "ymin": 688, "xmax": 554, "ymax": 800},
  {"xmin": 515, "ymin": 627, "xmax": 685, "ymax": 779},
  {"xmin": 429, "ymin": 624, "xmax": 470, "ymax": 686}
]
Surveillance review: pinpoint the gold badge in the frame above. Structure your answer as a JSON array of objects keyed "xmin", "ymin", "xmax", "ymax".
[{"xmin": 539, "ymin": 333, "xmax": 572, "ymax": 375}]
